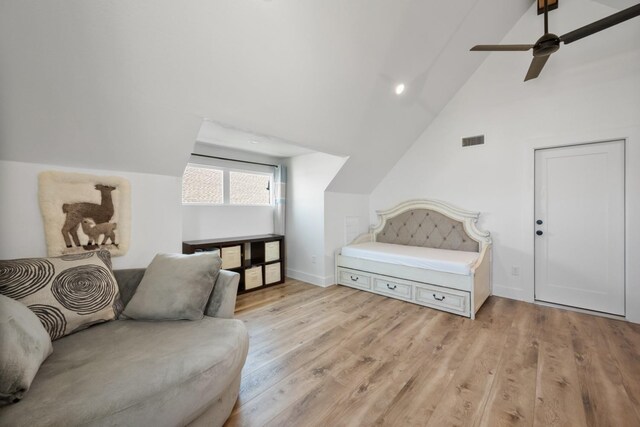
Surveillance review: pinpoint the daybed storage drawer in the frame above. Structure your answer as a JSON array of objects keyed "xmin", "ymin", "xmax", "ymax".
[
  {"xmin": 245, "ymin": 266, "xmax": 263, "ymax": 290},
  {"xmin": 414, "ymin": 283, "xmax": 470, "ymax": 316},
  {"xmin": 338, "ymin": 268, "xmax": 371, "ymax": 290},
  {"xmin": 264, "ymin": 262, "xmax": 281, "ymax": 284},
  {"xmin": 221, "ymin": 246, "xmax": 242, "ymax": 269},
  {"xmin": 265, "ymin": 241, "xmax": 280, "ymax": 262},
  {"xmin": 373, "ymin": 277, "xmax": 412, "ymax": 300}
]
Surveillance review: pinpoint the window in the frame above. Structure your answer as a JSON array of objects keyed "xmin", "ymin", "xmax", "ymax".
[
  {"xmin": 230, "ymin": 171, "xmax": 271, "ymax": 205},
  {"xmin": 182, "ymin": 162, "xmax": 273, "ymax": 206},
  {"xmin": 182, "ymin": 165, "xmax": 223, "ymax": 204}
]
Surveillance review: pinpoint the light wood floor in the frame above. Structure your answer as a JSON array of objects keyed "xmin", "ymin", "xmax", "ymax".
[{"xmin": 225, "ymin": 279, "xmax": 640, "ymax": 427}]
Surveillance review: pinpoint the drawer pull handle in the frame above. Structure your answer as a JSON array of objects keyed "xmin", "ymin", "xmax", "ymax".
[
  {"xmin": 350, "ymin": 275, "xmax": 359, "ymax": 282},
  {"xmin": 433, "ymin": 294, "xmax": 445, "ymax": 301},
  {"xmin": 387, "ymin": 284, "xmax": 397, "ymax": 290}
]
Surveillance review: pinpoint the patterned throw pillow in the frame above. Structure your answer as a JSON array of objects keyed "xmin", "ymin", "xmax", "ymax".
[{"xmin": 0, "ymin": 250, "xmax": 122, "ymax": 340}]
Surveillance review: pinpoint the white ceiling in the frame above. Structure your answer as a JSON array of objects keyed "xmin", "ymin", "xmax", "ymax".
[
  {"xmin": 595, "ymin": 0, "xmax": 638, "ymax": 8},
  {"xmin": 1, "ymin": 0, "xmax": 536, "ymax": 190}
]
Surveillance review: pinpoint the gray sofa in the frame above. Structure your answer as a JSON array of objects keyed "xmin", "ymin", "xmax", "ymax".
[{"xmin": 0, "ymin": 269, "xmax": 249, "ymax": 427}]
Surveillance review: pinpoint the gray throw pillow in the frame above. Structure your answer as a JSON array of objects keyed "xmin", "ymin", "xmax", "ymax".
[
  {"xmin": 0, "ymin": 295, "xmax": 53, "ymax": 405},
  {"xmin": 122, "ymin": 252, "xmax": 221, "ymax": 320}
]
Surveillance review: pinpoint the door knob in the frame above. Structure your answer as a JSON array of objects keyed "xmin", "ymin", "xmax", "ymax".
[
  {"xmin": 536, "ymin": 230, "xmax": 543, "ymax": 236},
  {"xmin": 536, "ymin": 220, "xmax": 543, "ymax": 225}
]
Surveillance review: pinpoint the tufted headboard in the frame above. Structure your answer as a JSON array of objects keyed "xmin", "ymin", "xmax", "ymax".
[{"xmin": 367, "ymin": 200, "xmax": 491, "ymax": 253}]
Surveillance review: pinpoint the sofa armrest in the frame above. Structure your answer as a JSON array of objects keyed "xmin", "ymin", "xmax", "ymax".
[{"xmin": 205, "ymin": 270, "xmax": 240, "ymax": 319}]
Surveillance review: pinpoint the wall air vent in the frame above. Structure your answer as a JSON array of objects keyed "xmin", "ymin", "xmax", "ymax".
[{"xmin": 462, "ymin": 135, "xmax": 484, "ymax": 147}]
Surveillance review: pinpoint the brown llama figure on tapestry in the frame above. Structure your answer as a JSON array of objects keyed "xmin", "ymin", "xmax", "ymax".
[
  {"xmin": 61, "ymin": 184, "xmax": 115, "ymax": 248},
  {"xmin": 81, "ymin": 219, "xmax": 118, "ymax": 246}
]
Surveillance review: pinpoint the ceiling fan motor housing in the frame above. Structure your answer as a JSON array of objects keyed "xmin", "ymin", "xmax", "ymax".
[{"xmin": 533, "ymin": 33, "xmax": 560, "ymax": 57}]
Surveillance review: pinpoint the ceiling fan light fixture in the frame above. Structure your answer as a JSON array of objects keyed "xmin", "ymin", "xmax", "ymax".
[
  {"xmin": 395, "ymin": 83, "xmax": 406, "ymax": 95},
  {"xmin": 537, "ymin": 0, "xmax": 558, "ymax": 15}
]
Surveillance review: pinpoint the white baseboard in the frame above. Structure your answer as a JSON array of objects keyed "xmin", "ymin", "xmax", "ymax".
[
  {"xmin": 286, "ymin": 269, "xmax": 335, "ymax": 288},
  {"xmin": 492, "ymin": 284, "xmax": 529, "ymax": 302}
]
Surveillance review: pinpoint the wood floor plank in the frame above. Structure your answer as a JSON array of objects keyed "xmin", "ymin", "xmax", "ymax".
[
  {"xmin": 338, "ymin": 298, "xmax": 425, "ymax": 356},
  {"xmin": 225, "ymin": 279, "xmax": 640, "ymax": 427},
  {"xmin": 568, "ymin": 311, "xmax": 640, "ymax": 427},
  {"xmin": 313, "ymin": 308, "xmax": 446, "ymax": 426},
  {"xmin": 236, "ymin": 281, "xmax": 332, "ymax": 317},
  {"xmin": 423, "ymin": 298, "xmax": 513, "ymax": 427},
  {"xmin": 533, "ymin": 309, "xmax": 588, "ymax": 427},
  {"xmin": 234, "ymin": 281, "xmax": 306, "ymax": 311},
  {"xmin": 245, "ymin": 286, "xmax": 362, "ymax": 333},
  {"xmin": 596, "ymin": 316, "xmax": 640, "ymax": 423},
  {"xmin": 237, "ymin": 292, "xmax": 394, "ymax": 402},
  {"xmin": 262, "ymin": 376, "xmax": 348, "ymax": 427},
  {"xmin": 262, "ymin": 342, "xmax": 394, "ymax": 427},
  {"xmin": 372, "ymin": 313, "xmax": 477, "ymax": 426},
  {"xmin": 243, "ymin": 291, "xmax": 403, "ymax": 373},
  {"xmin": 478, "ymin": 302, "xmax": 540, "ymax": 427},
  {"xmin": 234, "ymin": 294, "xmax": 426, "ymax": 425},
  {"xmin": 226, "ymin": 348, "xmax": 356, "ymax": 426},
  {"xmin": 245, "ymin": 287, "xmax": 363, "ymax": 350},
  {"xmin": 242, "ymin": 310, "xmax": 347, "ymax": 374},
  {"xmin": 264, "ymin": 313, "xmax": 457, "ymax": 427}
]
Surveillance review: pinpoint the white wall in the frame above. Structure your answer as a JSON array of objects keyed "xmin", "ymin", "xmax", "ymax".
[
  {"xmin": 182, "ymin": 205, "xmax": 274, "ymax": 241},
  {"xmin": 370, "ymin": 0, "xmax": 640, "ymax": 322},
  {"xmin": 285, "ymin": 153, "xmax": 346, "ymax": 286},
  {"xmin": 324, "ymin": 192, "xmax": 370, "ymax": 283},
  {"xmin": 0, "ymin": 160, "xmax": 182, "ymax": 269}
]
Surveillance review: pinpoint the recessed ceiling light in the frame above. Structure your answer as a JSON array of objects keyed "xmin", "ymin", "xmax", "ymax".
[
  {"xmin": 395, "ymin": 83, "xmax": 405, "ymax": 95},
  {"xmin": 249, "ymin": 140, "xmax": 260, "ymax": 144}
]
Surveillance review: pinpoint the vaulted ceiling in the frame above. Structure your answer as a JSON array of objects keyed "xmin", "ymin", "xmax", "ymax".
[{"xmin": 2, "ymin": 0, "xmax": 538, "ymax": 192}]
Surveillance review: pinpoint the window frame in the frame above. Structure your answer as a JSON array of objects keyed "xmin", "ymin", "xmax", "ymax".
[{"xmin": 182, "ymin": 161, "xmax": 274, "ymax": 207}]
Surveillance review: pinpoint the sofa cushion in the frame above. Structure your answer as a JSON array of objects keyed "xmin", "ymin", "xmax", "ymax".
[
  {"xmin": 112, "ymin": 268, "xmax": 146, "ymax": 306},
  {"xmin": 0, "ymin": 295, "xmax": 53, "ymax": 405},
  {"xmin": 0, "ymin": 250, "xmax": 122, "ymax": 340},
  {"xmin": 0, "ymin": 317, "xmax": 249, "ymax": 427},
  {"xmin": 123, "ymin": 252, "xmax": 222, "ymax": 321}
]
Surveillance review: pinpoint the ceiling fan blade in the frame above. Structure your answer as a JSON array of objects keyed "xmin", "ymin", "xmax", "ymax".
[
  {"xmin": 560, "ymin": 3, "xmax": 640, "ymax": 45},
  {"xmin": 524, "ymin": 55, "xmax": 550, "ymax": 81},
  {"xmin": 470, "ymin": 44, "xmax": 534, "ymax": 51}
]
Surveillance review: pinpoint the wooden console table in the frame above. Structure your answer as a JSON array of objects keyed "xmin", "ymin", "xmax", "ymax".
[{"xmin": 182, "ymin": 234, "xmax": 285, "ymax": 294}]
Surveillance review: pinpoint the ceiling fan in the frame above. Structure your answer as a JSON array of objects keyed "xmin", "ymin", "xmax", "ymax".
[{"xmin": 470, "ymin": 0, "xmax": 640, "ymax": 81}]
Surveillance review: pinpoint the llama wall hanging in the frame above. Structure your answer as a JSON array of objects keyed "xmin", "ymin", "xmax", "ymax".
[{"xmin": 38, "ymin": 171, "xmax": 131, "ymax": 257}]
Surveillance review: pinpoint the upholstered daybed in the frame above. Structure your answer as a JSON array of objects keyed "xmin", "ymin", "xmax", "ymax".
[{"xmin": 336, "ymin": 200, "xmax": 492, "ymax": 319}]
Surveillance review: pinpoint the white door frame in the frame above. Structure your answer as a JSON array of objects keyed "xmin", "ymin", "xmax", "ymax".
[
  {"xmin": 518, "ymin": 135, "xmax": 629, "ymax": 318},
  {"xmin": 532, "ymin": 139, "xmax": 626, "ymax": 316}
]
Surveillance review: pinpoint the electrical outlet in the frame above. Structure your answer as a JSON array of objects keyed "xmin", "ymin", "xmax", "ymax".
[
  {"xmin": 311, "ymin": 256, "xmax": 317, "ymax": 264},
  {"xmin": 511, "ymin": 266, "xmax": 520, "ymax": 276}
]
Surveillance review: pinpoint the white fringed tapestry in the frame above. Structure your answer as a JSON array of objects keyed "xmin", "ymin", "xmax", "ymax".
[{"xmin": 38, "ymin": 171, "xmax": 131, "ymax": 257}]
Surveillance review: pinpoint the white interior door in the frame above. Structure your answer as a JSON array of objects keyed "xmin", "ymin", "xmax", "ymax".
[{"xmin": 534, "ymin": 140, "xmax": 625, "ymax": 315}]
